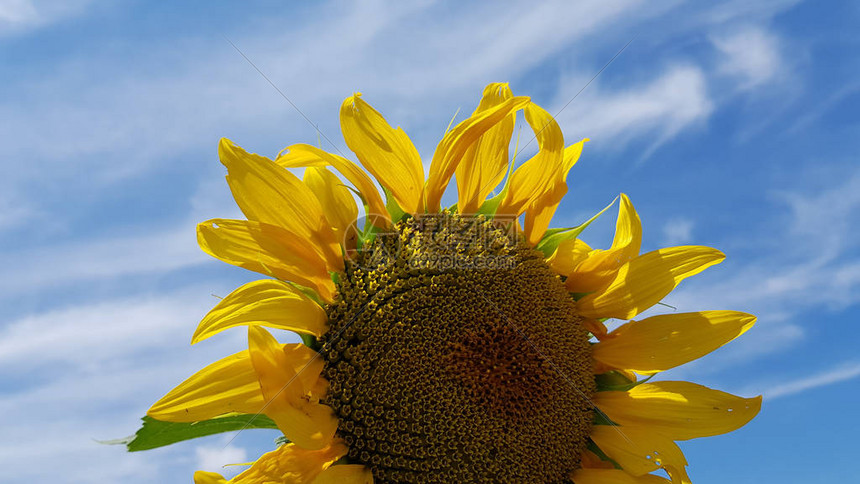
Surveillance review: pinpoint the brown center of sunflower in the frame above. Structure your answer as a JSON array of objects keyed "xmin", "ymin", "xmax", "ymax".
[{"xmin": 319, "ymin": 212, "xmax": 595, "ymax": 483}]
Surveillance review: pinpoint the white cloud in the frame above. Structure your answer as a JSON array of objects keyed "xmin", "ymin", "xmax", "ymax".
[
  {"xmin": 0, "ymin": 286, "xmax": 273, "ymax": 483},
  {"xmin": 0, "ymin": 194, "xmax": 38, "ymax": 231},
  {"xmin": 662, "ymin": 217, "xmax": 695, "ymax": 245},
  {"xmin": 0, "ymin": 222, "xmax": 208, "ymax": 297},
  {"xmin": 711, "ymin": 24, "xmax": 783, "ymax": 89},
  {"xmin": 758, "ymin": 361, "xmax": 860, "ymax": 400},
  {"xmin": 554, "ymin": 65, "xmax": 713, "ymax": 155},
  {"xmin": 778, "ymin": 171, "xmax": 860, "ymax": 260},
  {"xmin": 196, "ymin": 443, "xmax": 248, "ymax": 478},
  {"xmin": 0, "ymin": 0, "xmax": 648, "ymax": 191},
  {"xmin": 0, "ymin": 1, "xmax": 824, "ymax": 481},
  {"xmin": 664, "ymin": 169, "xmax": 860, "ymax": 371},
  {"xmin": 0, "ymin": 0, "xmax": 94, "ymax": 35},
  {"xmin": 0, "ymin": 288, "xmax": 216, "ymax": 371},
  {"xmin": 0, "ymin": 0, "xmax": 38, "ymax": 23}
]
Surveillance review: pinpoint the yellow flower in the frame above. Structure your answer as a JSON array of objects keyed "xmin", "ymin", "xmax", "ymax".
[{"xmin": 147, "ymin": 83, "xmax": 760, "ymax": 483}]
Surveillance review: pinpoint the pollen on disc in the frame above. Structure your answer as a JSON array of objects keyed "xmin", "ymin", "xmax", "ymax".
[{"xmin": 319, "ymin": 212, "xmax": 595, "ymax": 483}]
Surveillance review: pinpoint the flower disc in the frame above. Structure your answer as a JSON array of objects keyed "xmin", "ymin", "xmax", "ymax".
[{"xmin": 320, "ymin": 213, "xmax": 595, "ymax": 483}]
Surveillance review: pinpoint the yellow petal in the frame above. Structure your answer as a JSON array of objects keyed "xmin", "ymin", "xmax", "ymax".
[
  {"xmin": 576, "ymin": 246, "xmax": 725, "ymax": 320},
  {"xmin": 219, "ymin": 139, "xmax": 342, "ymax": 271},
  {"xmin": 193, "ymin": 279, "xmax": 328, "ymax": 344},
  {"xmin": 523, "ymin": 182, "xmax": 567, "ymax": 246},
  {"xmin": 594, "ymin": 381, "xmax": 762, "ymax": 441},
  {"xmin": 548, "ymin": 237, "xmax": 592, "ymax": 275},
  {"xmin": 571, "ymin": 469, "xmax": 670, "ymax": 484},
  {"xmin": 230, "ymin": 441, "xmax": 347, "ymax": 483},
  {"xmin": 425, "ymin": 95, "xmax": 530, "ymax": 211},
  {"xmin": 455, "ymin": 83, "xmax": 515, "ymax": 214},
  {"xmin": 193, "ymin": 471, "xmax": 228, "ymax": 484},
  {"xmin": 565, "ymin": 194, "xmax": 641, "ymax": 293},
  {"xmin": 277, "ymin": 144, "xmax": 389, "ymax": 227},
  {"xmin": 497, "ymin": 103, "xmax": 565, "ymax": 219},
  {"xmin": 580, "ymin": 449, "xmax": 616, "ymax": 469},
  {"xmin": 593, "ymin": 311, "xmax": 757, "ymax": 374},
  {"xmin": 340, "ymin": 93, "xmax": 424, "ymax": 213},
  {"xmin": 197, "ymin": 219, "xmax": 335, "ymax": 303},
  {"xmin": 147, "ymin": 350, "xmax": 263, "ymax": 422},
  {"xmin": 523, "ymin": 138, "xmax": 588, "ymax": 245},
  {"xmin": 611, "ymin": 193, "xmax": 642, "ymax": 258},
  {"xmin": 590, "ymin": 426, "xmax": 689, "ymax": 482},
  {"xmin": 248, "ymin": 326, "xmax": 337, "ymax": 450},
  {"xmin": 312, "ymin": 465, "xmax": 374, "ymax": 484},
  {"xmin": 304, "ymin": 166, "xmax": 358, "ymax": 250}
]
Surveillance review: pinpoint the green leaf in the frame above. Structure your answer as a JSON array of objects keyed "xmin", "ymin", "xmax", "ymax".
[
  {"xmin": 534, "ymin": 196, "xmax": 618, "ymax": 258},
  {"xmin": 112, "ymin": 415, "xmax": 280, "ymax": 452}
]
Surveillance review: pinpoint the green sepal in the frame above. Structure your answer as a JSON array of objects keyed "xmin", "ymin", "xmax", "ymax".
[
  {"xmin": 592, "ymin": 409, "xmax": 619, "ymax": 426},
  {"xmin": 343, "ymin": 185, "xmax": 373, "ymax": 224},
  {"xmin": 595, "ymin": 370, "xmax": 654, "ymax": 392},
  {"xmin": 356, "ymin": 222, "xmax": 383, "ymax": 250},
  {"xmin": 287, "ymin": 282, "xmax": 324, "ymax": 307},
  {"xmin": 586, "ymin": 440, "xmax": 622, "ymax": 469},
  {"xmin": 108, "ymin": 414, "xmax": 279, "ymax": 452},
  {"xmin": 476, "ymin": 191, "xmax": 504, "ymax": 217},
  {"xmin": 382, "ymin": 187, "xmax": 408, "ymax": 223},
  {"xmin": 534, "ymin": 196, "xmax": 617, "ymax": 258},
  {"xmin": 300, "ymin": 333, "xmax": 319, "ymax": 350}
]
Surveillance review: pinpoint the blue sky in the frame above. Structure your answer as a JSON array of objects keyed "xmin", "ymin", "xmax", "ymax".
[{"xmin": 1, "ymin": 0, "xmax": 858, "ymax": 482}]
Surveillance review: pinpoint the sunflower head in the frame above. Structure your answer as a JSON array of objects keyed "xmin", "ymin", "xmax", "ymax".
[{"xmin": 143, "ymin": 83, "xmax": 761, "ymax": 484}]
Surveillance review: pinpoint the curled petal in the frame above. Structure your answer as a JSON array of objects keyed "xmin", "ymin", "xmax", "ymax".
[
  {"xmin": 548, "ymin": 237, "xmax": 592, "ymax": 275},
  {"xmin": 571, "ymin": 469, "xmax": 671, "ymax": 484},
  {"xmin": 248, "ymin": 326, "xmax": 337, "ymax": 450},
  {"xmin": 590, "ymin": 425, "xmax": 690, "ymax": 482},
  {"xmin": 455, "ymin": 83, "xmax": 515, "ymax": 214},
  {"xmin": 304, "ymin": 166, "xmax": 358, "ymax": 251},
  {"xmin": 278, "ymin": 144, "xmax": 390, "ymax": 227},
  {"xmin": 312, "ymin": 464, "xmax": 374, "ymax": 484},
  {"xmin": 497, "ymin": 103, "xmax": 565, "ymax": 219},
  {"xmin": 193, "ymin": 471, "xmax": 228, "ymax": 484},
  {"xmin": 425, "ymin": 95, "xmax": 529, "ymax": 211},
  {"xmin": 341, "ymin": 93, "xmax": 424, "ymax": 213},
  {"xmin": 211, "ymin": 441, "xmax": 348, "ymax": 483},
  {"xmin": 565, "ymin": 193, "xmax": 641, "ymax": 293},
  {"xmin": 523, "ymin": 138, "xmax": 588, "ymax": 245},
  {"xmin": 219, "ymin": 139, "xmax": 342, "ymax": 271},
  {"xmin": 197, "ymin": 219, "xmax": 335, "ymax": 302},
  {"xmin": 576, "ymin": 246, "xmax": 725, "ymax": 320}
]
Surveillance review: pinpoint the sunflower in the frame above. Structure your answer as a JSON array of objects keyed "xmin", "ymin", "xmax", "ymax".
[{"xmin": 146, "ymin": 83, "xmax": 761, "ymax": 483}]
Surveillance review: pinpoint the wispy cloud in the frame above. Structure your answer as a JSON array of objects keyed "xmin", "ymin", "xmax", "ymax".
[
  {"xmin": 711, "ymin": 24, "xmax": 783, "ymax": 90},
  {"xmin": 0, "ymin": 286, "xmax": 263, "ymax": 482},
  {"xmin": 664, "ymin": 168, "xmax": 860, "ymax": 373},
  {"xmin": 758, "ymin": 361, "xmax": 860, "ymax": 400},
  {"xmin": 662, "ymin": 217, "xmax": 695, "ymax": 245},
  {"xmin": 196, "ymin": 441, "xmax": 248, "ymax": 478},
  {"xmin": 554, "ymin": 65, "xmax": 713, "ymax": 156},
  {"xmin": 0, "ymin": 223, "xmax": 207, "ymax": 298},
  {"xmin": 0, "ymin": 0, "xmax": 94, "ymax": 36}
]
